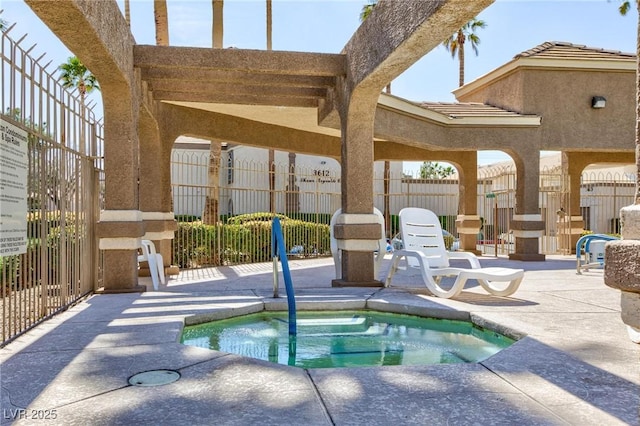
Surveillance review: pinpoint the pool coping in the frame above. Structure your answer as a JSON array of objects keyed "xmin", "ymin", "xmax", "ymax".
[{"xmin": 182, "ymin": 297, "xmax": 528, "ymax": 340}]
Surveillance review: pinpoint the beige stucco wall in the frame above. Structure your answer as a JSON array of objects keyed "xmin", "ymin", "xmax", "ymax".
[{"xmin": 457, "ymin": 68, "xmax": 635, "ymax": 152}]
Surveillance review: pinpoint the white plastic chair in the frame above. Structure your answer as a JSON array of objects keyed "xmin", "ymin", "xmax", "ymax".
[
  {"xmin": 385, "ymin": 207, "xmax": 524, "ymax": 298},
  {"xmin": 138, "ymin": 239, "xmax": 166, "ymax": 290},
  {"xmin": 330, "ymin": 208, "xmax": 387, "ymax": 280}
]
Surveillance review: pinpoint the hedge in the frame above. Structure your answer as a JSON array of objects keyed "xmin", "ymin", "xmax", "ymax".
[{"xmin": 173, "ymin": 215, "xmax": 330, "ymax": 268}]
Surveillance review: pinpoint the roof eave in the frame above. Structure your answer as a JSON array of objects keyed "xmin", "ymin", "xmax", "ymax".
[
  {"xmin": 453, "ymin": 57, "xmax": 636, "ymax": 100},
  {"xmin": 377, "ymin": 92, "xmax": 541, "ymax": 127}
]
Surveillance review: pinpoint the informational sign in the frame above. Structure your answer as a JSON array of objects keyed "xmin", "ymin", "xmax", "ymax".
[{"xmin": 0, "ymin": 118, "xmax": 28, "ymax": 255}]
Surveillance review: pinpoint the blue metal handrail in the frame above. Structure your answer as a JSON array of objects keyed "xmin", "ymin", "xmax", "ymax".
[{"xmin": 271, "ymin": 217, "xmax": 297, "ymax": 336}]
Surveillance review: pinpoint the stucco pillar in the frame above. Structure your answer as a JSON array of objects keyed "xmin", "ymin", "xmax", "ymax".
[
  {"xmin": 24, "ymin": 0, "xmax": 146, "ymax": 292},
  {"xmin": 139, "ymin": 114, "xmax": 178, "ymax": 276},
  {"xmin": 561, "ymin": 151, "xmax": 634, "ymax": 255},
  {"xmin": 560, "ymin": 152, "xmax": 586, "ymax": 254},
  {"xmin": 454, "ymin": 152, "xmax": 481, "ymax": 254},
  {"xmin": 604, "ymin": 205, "xmax": 640, "ymax": 343},
  {"xmin": 96, "ymin": 93, "xmax": 146, "ymax": 293},
  {"xmin": 332, "ymin": 93, "xmax": 382, "ymax": 287},
  {"xmin": 509, "ymin": 150, "xmax": 545, "ymax": 261}
]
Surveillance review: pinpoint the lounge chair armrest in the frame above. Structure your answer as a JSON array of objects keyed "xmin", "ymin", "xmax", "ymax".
[
  {"xmin": 393, "ymin": 249, "xmax": 432, "ymax": 269},
  {"xmin": 447, "ymin": 251, "xmax": 481, "ymax": 268}
]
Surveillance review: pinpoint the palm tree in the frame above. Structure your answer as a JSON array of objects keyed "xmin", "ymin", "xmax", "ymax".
[
  {"xmin": 154, "ymin": 0, "xmax": 169, "ymax": 46},
  {"xmin": 203, "ymin": 1, "xmax": 224, "ymax": 224},
  {"xmin": 58, "ymin": 56, "xmax": 100, "ymax": 102},
  {"xmin": 212, "ymin": 0, "xmax": 224, "ymax": 48},
  {"xmin": 124, "ymin": 0, "xmax": 131, "ymax": 26},
  {"xmin": 442, "ymin": 18, "xmax": 487, "ymax": 87},
  {"xmin": 360, "ymin": 0, "xmax": 376, "ymax": 21},
  {"xmin": 58, "ymin": 56, "xmax": 99, "ymax": 171},
  {"xmin": 266, "ymin": 0, "xmax": 284, "ymax": 214},
  {"xmin": 419, "ymin": 162, "xmax": 455, "ymax": 179},
  {"xmin": 618, "ymin": 1, "xmax": 633, "ymax": 15},
  {"xmin": 617, "ymin": 1, "xmax": 640, "ymax": 202}
]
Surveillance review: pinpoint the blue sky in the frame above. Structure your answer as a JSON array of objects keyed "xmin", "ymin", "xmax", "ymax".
[{"xmin": 1, "ymin": 0, "xmax": 637, "ymax": 166}]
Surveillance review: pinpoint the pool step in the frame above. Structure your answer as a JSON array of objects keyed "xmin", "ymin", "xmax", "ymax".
[{"xmin": 294, "ymin": 316, "xmax": 370, "ymax": 334}]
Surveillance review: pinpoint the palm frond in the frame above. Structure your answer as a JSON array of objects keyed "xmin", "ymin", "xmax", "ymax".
[
  {"xmin": 58, "ymin": 56, "xmax": 100, "ymax": 97},
  {"xmin": 360, "ymin": 0, "xmax": 377, "ymax": 22},
  {"xmin": 619, "ymin": 1, "xmax": 631, "ymax": 15}
]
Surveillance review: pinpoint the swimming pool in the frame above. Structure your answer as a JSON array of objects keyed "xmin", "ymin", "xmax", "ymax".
[{"xmin": 180, "ymin": 310, "xmax": 515, "ymax": 368}]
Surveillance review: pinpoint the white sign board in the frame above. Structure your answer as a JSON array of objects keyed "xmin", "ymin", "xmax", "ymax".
[{"xmin": 0, "ymin": 119, "xmax": 28, "ymax": 255}]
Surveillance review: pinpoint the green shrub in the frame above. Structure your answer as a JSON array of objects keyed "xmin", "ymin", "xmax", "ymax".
[
  {"xmin": 173, "ymin": 215, "xmax": 331, "ymax": 268},
  {"xmin": 286, "ymin": 212, "xmax": 332, "ymax": 225},
  {"xmin": 226, "ymin": 212, "xmax": 289, "ymax": 225},
  {"xmin": 443, "ymin": 234, "xmax": 454, "ymax": 251},
  {"xmin": 0, "ymin": 240, "xmax": 42, "ymax": 291},
  {"xmin": 173, "ymin": 221, "xmax": 220, "ymax": 268},
  {"xmin": 281, "ymin": 220, "xmax": 330, "ymax": 256},
  {"xmin": 174, "ymin": 214, "xmax": 201, "ymax": 223},
  {"xmin": 389, "ymin": 214, "xmax": 399, "ymax": 238},
  {"xmin": 27, "ymin": 211, "xmax": 77, "ymax": 239},
  {"xmin": 0, "ymin": 255, "xmax": 20, "ymax": 291}
]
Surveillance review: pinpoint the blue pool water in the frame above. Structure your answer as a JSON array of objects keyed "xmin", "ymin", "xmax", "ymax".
[{"xmin": 180, "ymin": 310, "xmax": 514, "ymax": 369}]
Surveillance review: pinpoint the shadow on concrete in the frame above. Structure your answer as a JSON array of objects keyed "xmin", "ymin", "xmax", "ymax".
[{"xmin": 1, "ymin": 256, "xmax": 637, "ymax": 425}]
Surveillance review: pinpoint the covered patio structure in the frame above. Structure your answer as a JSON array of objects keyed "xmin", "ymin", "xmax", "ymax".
[{"xmin": 23, "ymin": 0, "xmax": 635, "ymax": 293}]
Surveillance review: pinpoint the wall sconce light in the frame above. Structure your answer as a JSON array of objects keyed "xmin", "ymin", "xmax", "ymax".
[{"xmin": 591, "ymin": 96, "xmax": 606, "ymax": 109}]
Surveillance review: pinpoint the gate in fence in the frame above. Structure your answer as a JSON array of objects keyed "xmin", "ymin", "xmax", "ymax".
[{"xmin": 1, "ymin": 28, "xmax": 104, "ymax": 346}]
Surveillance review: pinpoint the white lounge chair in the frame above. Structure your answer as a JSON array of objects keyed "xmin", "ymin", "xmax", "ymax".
[
  {"xmin": 330, "ymin": 208, "xmax": 387, "ymax": 280},
  {"xmin": 138, "ymin": 239, "xmax": 166, "ymax": 291},
  {"xmin": 385, "ymin": 207, "xmax": 524, "ymax": 298}
]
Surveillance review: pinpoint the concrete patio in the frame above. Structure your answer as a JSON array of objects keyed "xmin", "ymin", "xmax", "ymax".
[{"xmin": 1, "ymin": 255, "xmax": 638, "ymax": 425}]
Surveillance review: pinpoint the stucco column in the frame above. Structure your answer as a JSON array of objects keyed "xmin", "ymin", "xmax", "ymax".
[
  {"xmin": 605, "ymin": 205, "xmax": 640, "ymax": 343},
  {"xmin": 454, "ymin": 152, "xmax": 481, "ymax": 254},
  {"xmin": 561, "ymin": 152, "xmax": 634, "ymax": 254},
  {"xmin": 96, "ymin": 93, "xmax": 146, "ymax": 293},
  {"xmin": 332, "ymin": 92, "xmax": 382, "ymax": 287},
  {"xmin": 509, "ymin": 150, "xmax": 545, "ymax": 261},
  {"xmin": 24, "ymin": 1, "xmax": 146, "ymax": 292},
  {"xmin": 560, "ymin": 152, "xmax": 586, "ymax": 254},
  {"xmin": 139, "ymin": 113, "xmax": 177, "ymax": 275}
]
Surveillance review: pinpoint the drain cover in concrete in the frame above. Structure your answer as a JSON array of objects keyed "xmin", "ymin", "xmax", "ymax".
[{"xmin": 128, "ymin": 370, "xmax": 180, "ymax": 387}]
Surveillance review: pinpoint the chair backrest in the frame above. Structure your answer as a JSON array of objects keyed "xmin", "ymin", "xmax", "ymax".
[
  {"xmin": 140, "ymin": 239, "xmax": 157, "ymax": 258},
  {"xmin": 372, "ymin": 208, "xmax": 387, "ymax": 263},
  {"xmin": 139, "ymin": 239, "xmax": 166, "ymax": 290},
  {"xmin": 329, "ymin": 209, "xmax": 341, "ymax": 258},
  {"xmin": 399, "ymin": 207, "xmax": 449, "ymax": 268}
]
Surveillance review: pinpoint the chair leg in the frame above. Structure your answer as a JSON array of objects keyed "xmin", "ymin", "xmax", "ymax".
[
  {"xmin": 384, "ymin": 255, "xmax": 403, "ymax": 287},
  {"xmin": 420, "ymin": 273, "xmax": 467, "ymax": 299},
  {"xmin": 156, "ymin": 254, "xmax": 166, "ymax": 285},
  {"xmin": 146, "ymin": 255, "xmax": 160, "ymax": 291},
  {"xmin": 477, "ymin": 277, "xmax": 523, "ymax": 297}
]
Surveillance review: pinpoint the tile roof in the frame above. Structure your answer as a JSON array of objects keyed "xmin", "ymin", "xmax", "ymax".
[
  {"xmin": 416, "ymin": 101, "xmax": 528, "ymax": 118},
  {"xmin": 514, "ymin": 41, "xmax": 635, "ymax": 61}
]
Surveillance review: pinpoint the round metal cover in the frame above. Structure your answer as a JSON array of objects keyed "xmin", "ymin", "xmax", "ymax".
[{"xmin": 128, "ymin": 369, "xmax": 180, "ymax": 387}]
